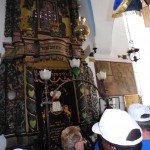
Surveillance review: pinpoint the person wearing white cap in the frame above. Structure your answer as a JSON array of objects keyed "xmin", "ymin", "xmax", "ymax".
[
  {"xmin": 0, "ymin": 134, "xmax": 6, "ymax": 150},
  {"xmin": 92, "ymin": 109, "xmax": 142, "ymax": 150},
  {"xmin": 128, "ymin": 103, "xmax": 150, "ymax": 150}
]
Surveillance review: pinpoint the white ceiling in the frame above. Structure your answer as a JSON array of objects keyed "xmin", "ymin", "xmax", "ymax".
[{"xmin": 78, "ymin": 0, "xmax": 130, "ymax": 62}]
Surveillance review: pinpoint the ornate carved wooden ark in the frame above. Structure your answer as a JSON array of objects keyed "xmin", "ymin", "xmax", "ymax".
[{"xmin": 0, "ymin": 0, "xmax": 99, "ymax": 149}]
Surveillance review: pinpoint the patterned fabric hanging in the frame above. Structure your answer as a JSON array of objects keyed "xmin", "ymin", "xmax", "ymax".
[{"xmin": 112, "ymin": 0, "xmax": 142, "ymax": 18}]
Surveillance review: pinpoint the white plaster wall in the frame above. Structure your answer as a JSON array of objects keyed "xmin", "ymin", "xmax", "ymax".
[
  {"xmin": 91, "ymin": 0, "xmax": 114, "ymax": 55},
  {"xmin": 126, "ymin": 13, "xmax": 150, "ymax": 106},
  {"xmin": 0, "ymin": 0, "xmax": 11, "ymax": 57}
]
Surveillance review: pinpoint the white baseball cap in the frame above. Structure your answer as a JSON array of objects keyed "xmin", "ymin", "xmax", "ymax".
[
  {"xmin": 128, "ymin": 103, "xmax": 150, "ymax": 122},
  {"xmin": 0, "ymin": 134, "xmax": 6, "ymax": 150},
  {"xmin": 92, "ymin": 109, "xmax": 142, "ymax": 146}
]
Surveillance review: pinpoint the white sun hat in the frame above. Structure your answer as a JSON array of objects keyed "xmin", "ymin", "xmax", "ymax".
[
  {"xmin": 92, "ymin": 109, "xmax": 142, "ymax": 146},
  {"xmin": 128, "ymin": 103, "xmax": 150, "ymax": 122},
  {"xmin": 0, "ymin": 134, "xmax": 6, "ymax": 150}
]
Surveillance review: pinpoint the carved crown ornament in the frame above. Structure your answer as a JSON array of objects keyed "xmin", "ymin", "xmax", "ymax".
[{"xmin": 73, "ymin": 16, "xmax": 90, "ymax": 43}]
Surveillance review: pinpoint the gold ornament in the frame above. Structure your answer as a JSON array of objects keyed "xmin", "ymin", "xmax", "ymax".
[{"xmin": 74, "ymin": 17, "xmax": 90, "ymax": 43}]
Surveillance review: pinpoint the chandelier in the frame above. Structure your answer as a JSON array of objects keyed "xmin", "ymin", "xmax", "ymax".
[
  {"xmin": 118, "ymin": 14, "xmax": 140, "ymax": 62},
  {"xmin": 127, "ymin": 47, "xmax": 140, "ymax": 62}
]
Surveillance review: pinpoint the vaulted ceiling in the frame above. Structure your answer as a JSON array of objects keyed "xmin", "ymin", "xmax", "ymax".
[{"xmin": 78, "ymin": 0, "xmax": 131, "ymax": 62}]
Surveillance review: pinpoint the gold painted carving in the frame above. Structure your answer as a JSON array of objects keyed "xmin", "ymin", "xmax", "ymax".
[
  {"xmin": 34, "ymin": 55, "xmax": 70, "ymax": 69},
  {"xmin": 24, "ymin": 56, "xmax": 34, "ymax": 66},
  {"xmin": 40, "ymin": 43, "xmax": 68, "ymax": 56}
]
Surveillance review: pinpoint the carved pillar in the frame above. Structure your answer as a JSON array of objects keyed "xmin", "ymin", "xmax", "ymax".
[{"xmin": 24, "ymin": 56, "xmax": 39, "ymax": 133}]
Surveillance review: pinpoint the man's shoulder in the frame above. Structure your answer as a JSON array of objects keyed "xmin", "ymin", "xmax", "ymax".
[{"xmin": 142, "ymin": 139, "xmax": 150, "ymax": 150}]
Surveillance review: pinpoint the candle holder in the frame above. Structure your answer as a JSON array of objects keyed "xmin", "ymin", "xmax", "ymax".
[{"xmin": 39, "ymin": 69, "xmax": 52, "ymax": 150}]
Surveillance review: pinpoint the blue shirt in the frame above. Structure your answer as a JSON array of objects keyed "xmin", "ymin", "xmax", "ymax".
[
  {"xmin": 94, "ymin": 140, "xmax": 150, "ymax": 150},
  {"xmin": 94, "ymin": 141, "xmax": 100, "ymax": 150},
  {"xmin": 142, "ymin": 139, "xmax": 150, "ymax": 150}
]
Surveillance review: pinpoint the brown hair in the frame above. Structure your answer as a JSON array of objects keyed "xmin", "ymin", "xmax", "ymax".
[
  {"xmin": 61, "ymin": 126, "xmax": 82, "ymax": 150},
  {"xmin": 137, "ymin": 120, "xmax": 150, "ymax": 131}
]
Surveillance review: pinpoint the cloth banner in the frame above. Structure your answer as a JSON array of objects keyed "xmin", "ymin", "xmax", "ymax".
[{"xmin": 112, "ymin": 0, "xmax": 142, "ymax": 18}]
